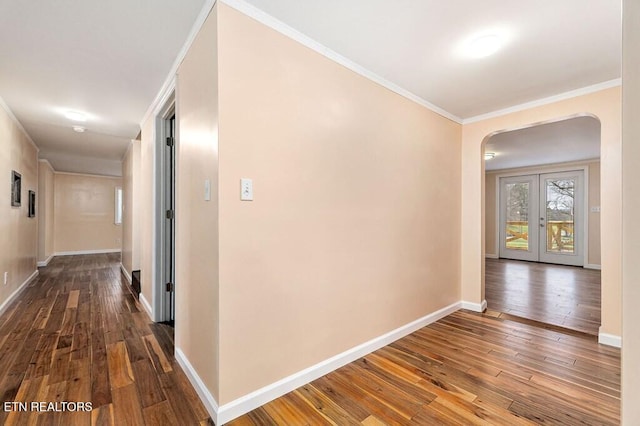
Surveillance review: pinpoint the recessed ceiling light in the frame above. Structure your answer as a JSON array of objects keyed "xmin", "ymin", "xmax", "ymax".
[
  {"xmin": 468, "ymin": 34, "xmax": 502, "ymax": 58},
  {"xmin": 485, "ymin": 152, "xmax": 496, "ymax": 160},
  {"xmin": 65, "ymin": 111, "xmax": 87, "ymax": 122},
  {"xmin": 72, "ymin": 126, "xmax": 86, "ymax": 133}
]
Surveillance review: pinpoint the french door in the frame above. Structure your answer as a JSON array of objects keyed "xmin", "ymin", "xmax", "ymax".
[{"xmin": 499, "ymin": 170, "xmax": 584, "ymax": 266}]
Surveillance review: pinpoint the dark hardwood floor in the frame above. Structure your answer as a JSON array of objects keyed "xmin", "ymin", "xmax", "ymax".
[
  {"xmin": 0, "ymin": 254, "xmax": 211, "ymax": 425},
  {"xmin": 0, "ymin": 254, "xmax": 619, "ymax": 425},
  {"xmin": 485, "ymin": 258, "xmax": 601, "ymax": 336},
  {"xmin": 229, "ymin": 310, "xmax": 620, "ymax": 425}
]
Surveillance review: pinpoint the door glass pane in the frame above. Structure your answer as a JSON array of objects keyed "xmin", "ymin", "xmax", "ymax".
[
  {"xmin": 505, "ymin": 182, "xmax": 529, "ymax": 250},
  {"xmin": 545, "ymin": 178, "xmax": 575, "ymax": 253}
]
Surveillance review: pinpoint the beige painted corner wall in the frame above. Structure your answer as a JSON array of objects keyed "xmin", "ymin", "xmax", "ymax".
[
  {"xmin": 122, "ymin": 140, "xmax": 142, "ymax": 276},
  {"xmin": 139, "ymin": 116, "xmax": 154, "ymax": 310},
  {"xmin": 53, "ymin": 173, "xmax": 123, "ymax": 253},
  {"xmin": 622, "ymin": 0, "xmax": 640, "ymax": 422},
  {"xmin": 38, "ymin": 160, "xmax": 55, "ymax": 263},
  {"xmin": 0, "ymin": 103, "xmax": 38, "ymax": 305},
  {"xmin": 175, "ymin": 5, "xmax": 220, "ymax": 400},
  {"xmin": 461, "ymin": 87, "xmax": 622, "ymax": 337},
  {"xmin": 217, "ymin": 3, "xmax": 461, "ymax": 404},
  {"xmin": 485, "ymin": 160, "xmax": 601, "ymax": 266}
]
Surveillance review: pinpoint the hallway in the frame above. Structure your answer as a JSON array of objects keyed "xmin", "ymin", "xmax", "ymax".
[
  {"xmin": 485, "ymin": 258, "xmax": 601, "ymax": 336},
  {"xmin": 0, "ymin": 254, "xmax": 211, "ymax": 425}
]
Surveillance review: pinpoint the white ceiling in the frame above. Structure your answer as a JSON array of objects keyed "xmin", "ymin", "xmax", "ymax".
[
  {"xmin": 0, "ymin": 0, "xmax": 206, "ymax": 176},
  {"xmin": 0, "ymin": 0, "xmax": 622, "ymax": 176},
  {"xmin": 484, "ymin": 116, "xmax": 601, "ymax": 171},
  {"xmin": 242, "ymin": 0, "xmax": 622, "ymax": 118}
]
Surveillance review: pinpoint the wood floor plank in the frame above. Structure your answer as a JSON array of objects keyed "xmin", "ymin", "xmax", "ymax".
[
  {"xmin": 0, "ymin": 254, "xmax": 213, "ymax": 425},
  {"xmin": 234, "ymin": 309, "xmax": 619, "ymax": 425}
]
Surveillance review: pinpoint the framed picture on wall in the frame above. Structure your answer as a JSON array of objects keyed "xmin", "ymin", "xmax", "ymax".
[
  {"xmin": 11, "ymin": 170, "xmax": 21, "ymax": 207},
  {"xmin": 28, "ymin": 190, "xmax": 35, "ymax": 217}
]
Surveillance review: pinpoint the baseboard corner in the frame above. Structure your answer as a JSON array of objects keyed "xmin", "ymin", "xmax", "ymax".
[
  {"xmin": 461, "ymin": 299, "xmax": 488, "ymax": 313},
  {"xmin": 37, "ymin": 254, "xmax": 54, "ymax": 267},
  {"xmin": 598, "ymin": 331, "xmax": 621, "ymax": 348},
  {"xmin": 174, "ymin": 348, "xmax": 220, "ymax": 423},
  {"xmin": 584, "ymin": 263, "xmax": 602, "ymax": 270}
]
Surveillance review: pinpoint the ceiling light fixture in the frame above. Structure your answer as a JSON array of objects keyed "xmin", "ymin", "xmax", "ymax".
[
  {"xmin": 65, "ymin": 111, "xmax": 87, "ymax": 122},
  {"xmin": 72, "ymin": 126, "xmax": 86, "ymax": 133},
  {"xmin": 466, "ymin": 33, "xmax": 503, "ymax": 58},
  {"xmin": 485, "ymin": 152, "xmax": 496, "ymax": 160}
]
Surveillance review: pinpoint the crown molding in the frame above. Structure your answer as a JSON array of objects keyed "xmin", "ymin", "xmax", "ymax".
[
  {"xmin": 463, "ymin": 78, "xmax": 622, "ymax": 124},
  {"xmin": 220, "ymin": 0, "xmax": 462, "ymax": 124},
  {"xmin": 140, "ymin": 0, "xmax": 217, "ymax": 126},
  {"xmin": 0, "ymin": 95, "xmax": 40, "ymax": 153}
]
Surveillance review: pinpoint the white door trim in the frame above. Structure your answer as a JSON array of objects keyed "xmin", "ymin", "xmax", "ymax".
[{"xmin": 151, "ymin": 79, "xmax": 176, "ymax": 323}]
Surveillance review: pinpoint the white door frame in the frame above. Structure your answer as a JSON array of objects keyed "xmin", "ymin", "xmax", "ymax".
[
  {"xmin": 151, "ymin": 81, "xmax": 176, "ymax": 323},
  {"xmin": 538, "ymin": 170, "xmax": 585, "ymax": 266},
  {"xmin": 499, "ymin": 174, "xmax": 539, "ymax": 262},
  {"xmin": 493, "ymin": 163, "xmax": 590, "ymax": 267}
]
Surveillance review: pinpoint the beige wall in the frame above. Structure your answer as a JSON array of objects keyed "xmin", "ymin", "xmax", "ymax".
[
  {"xmin": 0, "ymin": 102, "xmax": 38, "ymax": 306},
  {"xmin": 175, "ymin": 5, "xmax": 220, "ymax": 400},
  {"xmin": 216, "ymin": 3, "xmax": 461, "ymax": 403},
  {"xmin": 121, "ymin": 140, "xmax": 141, "ymax": 276},
  {"xmin": 53, "ymin": 173, "xmax": 122, "ymax": 253},
  {"xmin": 622, "ymin": 0, "xmax": 640, "ymax": 422},
  {"xmin": 485, "ymin": 160, "xmax": 601, "ymax": 266},
  {"xmin": 461, "ymin": 88, "xmax": 621, "ymax": 338},
  {"xmin": 37, "ymin": 160, "xmax": 55, "ymax": 263}
]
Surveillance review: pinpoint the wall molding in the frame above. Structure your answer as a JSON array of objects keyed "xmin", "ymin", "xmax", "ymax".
[
  {"xmin": 53, "ymin": 170, "xmax": 123, "ymax": 179},
  {"xmin": 37, "ymin": 255, "xmax": 54, "ymax": 267},
  {"xmin": 178, "ymin": 301, "xmax": 461, "ymax": 424},
  {"xmin": 584, "ymin": 264, "xmax": 602, "ymax": 270},
  {"xmin": 38, "ymin": 158, "xmax": 55, "ymax": 172},
  {"xmin": 485, "ymin": 253, "xmax": 499, "ymax": 259},
  {"xmin": 175, "ymin": 348, "xmax": 220, "ymax": 421},
  {"xmin": 54, "ymin": 249, "xmax": 121, "ymax": 256},
  {"xmin": 463, "ymin": 79, "xmax": 622, "ymax": 124},
  {"xmin": 0, "ymin": 270, "xmax": 39, "ymax": 316},
  {"xmin": 139, "ymin": 293, "xmax": 153, "ymax": 319},
  {"xmin": 220, "ymin": 0, "xmax": 461, "ymax": 124},
  {"xmin": 0, "ymin": 95, "xmax": 39, "ymax": 153},
  {"xmin": 461, "ymin": 300, "xmax": 488, "ymax": 313},
  {"xmin": 599, "ymin": 332, "xmax": 622, "ymax": 348},
  {"xmin": 120, "ymin": 263, "xmax": 133, "ymax": 284},
  {"xmin": 141, "ymin": 0, "xmax": 217, "ymax": 126}
]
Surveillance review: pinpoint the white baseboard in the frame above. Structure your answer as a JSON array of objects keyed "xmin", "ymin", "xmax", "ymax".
[
  {"xmin": 485, "ymin": 253, "xmax": 499, "ymax": 259},
  {"xmin": 584, "ymin": 263, "xmax": 602, "ymax": 270},
  {"xmin": 461, "ymin": 299, "xmax": 488, "ymax": 313},
  {"xmin": 175, "ymin": 348, "xmax": 220, "ymax": 421},
  {"xmin": 139, "ymin": 293, "xmax": 153, "ymax": 319},
  {"xmin": 37, "ymin": 254, "xmax": 54, "ymax": 267},
  {"xmin": 120, "ymin": 263, "xmax": 132, "ymax": 284},
  {"xmin": 55, "ymin": 249, "xmax": 121, "ymax": 256},
  {"xmin": 0, "ymin": 270, "xmax": 39, "ymax": 316},
  {"xmin": 598, "ymin": 332, "xmax": 622, "ymax": 348},
  {"xmin": 207, "ymin": 301, "xmax": 460, "ymax": 424}
]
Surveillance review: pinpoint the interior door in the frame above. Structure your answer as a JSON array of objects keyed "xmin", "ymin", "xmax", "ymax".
[
  {"xmin": 499, "ymin": 175, "xmax": 539, "ymax": 262},
  {"xmin": 499, "ymin": 170, "xmax": 584, "ymax": 266},
  {"xmin": 538, "ymin": 171, "xmax": 584, "ymax": 266},
  {"xmin": 164, "ymin": 114, "xmax": 176, "ymax": 323}
]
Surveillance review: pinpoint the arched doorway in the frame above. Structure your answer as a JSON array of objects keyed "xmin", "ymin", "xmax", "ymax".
[{"xmin": 482, "ymin": 115, "xmax": 602, "ymax": 335}]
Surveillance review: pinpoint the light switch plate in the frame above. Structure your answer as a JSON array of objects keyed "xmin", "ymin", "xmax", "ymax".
[
  {"xmin": 240, "ymin": 178, "xmax": 253, "ymax": 201},
  {"xmin": 204, "ymin": 179, "xmax": 211, "ymax": 201}
]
